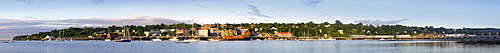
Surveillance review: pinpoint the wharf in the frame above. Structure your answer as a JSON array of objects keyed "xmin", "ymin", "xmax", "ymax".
[{"xmin": 453, "ymin": 36, "xmax": 500, "ymax": 44}]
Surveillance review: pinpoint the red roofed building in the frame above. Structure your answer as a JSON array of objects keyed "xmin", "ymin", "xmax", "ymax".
[{"xmin": 276, "ymin": 32, "xmax": 294, "ymax": 37}]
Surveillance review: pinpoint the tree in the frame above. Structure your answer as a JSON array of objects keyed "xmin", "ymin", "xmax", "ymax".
[
  {"xmin": 334, "ymin": 20, "xmax": 343, "ymax": 25},
  {"xmin": 322, "ymin": 21, "xmax": 330, "ymax": 25}
]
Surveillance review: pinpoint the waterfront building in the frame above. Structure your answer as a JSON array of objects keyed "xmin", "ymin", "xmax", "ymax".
[
  {"xmin": 395, "ymin": 35, "xmax": 411, "ymax": 38},
  {"xmin": 276, "ymin": 32, "xmax": 294, "ymax": 37},
  {"xmin": 350, "ymin": 35, "xmax": 366, "ymax": 38},
  {"xmin": 198, "ymin": 30, "xmax": 209, "ymax": 37},
  {"xmin": 445, "ymin": 34, "xmax": 466, "ymax": 37},
  {"xmin": 107, "ymin": 33, "xmax": 120, "ymax": 39}
]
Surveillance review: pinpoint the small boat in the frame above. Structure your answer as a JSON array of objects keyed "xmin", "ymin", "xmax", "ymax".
[
  {"xmin": 255, "ymin": 39, "xmax": 262, "ymax": 41},
  {"xmin": 379, "ymin": 38, "xmax": 386, "ymax": 40},
  {"xmin": 183, "ymin": 39, "xmax": 199, "ymax": 42},
  {"xmin": 1, "ymin": 40, "xmax": 8, "ymax": 43},
  {"xmin": 169, "ymin": 37, "xmax": 179, "ymax": 41},
  {"xmin": 318, "ymin": 38, "xmax": 336, "ymax": 41},
  {"xmin": 115, "ymin": 39, "xmax": 131, "ymax": 42},
  {"xmin": 176, "ymin": 41, "xmax": 190, "ymax": 43},
  {"xmin": 104, "ymin": 39, "xmax": 111, "ymax": 41},
  {"xmin": 208, "ymin": 39, "xmax": 221, "ymax": 41},
  {"xmin": 152, "ymin": 38, "xmax": 162, "ymax": 41}
]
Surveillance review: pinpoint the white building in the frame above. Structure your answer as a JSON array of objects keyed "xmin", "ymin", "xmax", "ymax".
[
  {"xmin": 396, "ymin": 35, "xmax": 411, "ymax": 38},
  {"xmin": 198, "ymin": 30, "xmax": 208, "ymax": 37},
  {"xmin": 445, "ymin": 34, "xmax": 466, "ymax": 37}
]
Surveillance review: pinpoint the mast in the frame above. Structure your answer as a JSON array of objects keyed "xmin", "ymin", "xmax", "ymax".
[
  {"xmin": 123, "ymin": 20, "xmax": 129, "ymax": 39},
  {"xmin": 192, "ymin": 18, "xmax": 194, "ymax": 37}
]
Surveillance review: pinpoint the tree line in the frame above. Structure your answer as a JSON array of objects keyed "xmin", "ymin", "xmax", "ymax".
[{"xmin": 13, "ymin": 20, "xmax": 500, "ymax": 40}]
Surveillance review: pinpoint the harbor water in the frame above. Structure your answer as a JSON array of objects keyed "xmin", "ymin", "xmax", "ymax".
[{"xmin": 1, "ymin": 40, "xmax": 500, "ymax": 53}]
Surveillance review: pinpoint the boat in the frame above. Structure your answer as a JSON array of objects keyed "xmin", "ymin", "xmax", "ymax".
[
  {"xmin": 55, "ymin": 30, "xmax": 66, "ymax": 42},
  {"xmin": 115, "ymin": 38, "xmax": 132, "ymax": 42},
  {"xmin": 104, "ymin": 39, "xmax": 111, "ymax": 41},
  {"xmin": 176, "ymin": 41, "xmax": 190, "ymax": 43},
  {"xmin": 183, "ymin": 39, "xmax": 199, "ymax": 42},
  {"xmin": 168, "ymin": 37, "xmax": 179, "ymax": 41},
  {"xmin": 1, "ymin": 40, "xmax": 9, "ymax": 43},
  {"xmin": 379, "ymin": 38, "xmax": 386, "ymax": 40},
  {"xmin": 116, "ymin": 21, "xmax": 132, "ymax": 42},
  {"xmin": 318, "ymin": 38, "xmax": 336, "ymax": 41},
  {"xmin": 152, "ymin": 38, "xmax": 162, "ymax": 41},
  {"xmin": 150, "ymin": 36, "xmax": 162, "ymax": 41},
  {"xmin": 208, "ymin": 39, "xmax": 221, "ymax": 41},
  {"xmin": 255, "ymin": 39, "xmax": 262, "ymax": 41}
]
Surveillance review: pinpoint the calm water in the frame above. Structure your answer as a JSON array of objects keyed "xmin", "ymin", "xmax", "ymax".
[{"xmin": 1, "ymin": 40, "xmax": 500, "ymax": 53}]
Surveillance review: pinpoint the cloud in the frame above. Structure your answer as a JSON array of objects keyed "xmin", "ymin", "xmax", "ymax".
[
  {"xmin": 0, "ymin": 0, "xmax": 128, "ymax": 6},
  {"xmin": 0, "ymin": 16, "xmax": 191, "ymax": 40},
  {"xmin": 1, "ymin": 0, "xmax": 40, "ymax": 4},
  {"xmin": 354, "ymin": 19, "xmax": 410, "ymax": 25},
  {"xmin": 300, "ymin": 0, "xmax": 325, "ymax": 7},
  {"xmin": 90, "ymin": 0, "xmax": 109, "ymax": 4},
  {"xmin": 0, "ymin": 0, "xmax": 49, "ymax": 6},
  {"xmin": 244, "ymin": 3, "xmax": 273, "ymax": 18},
  {"xmin": 195, "ymin": 3, "xmax": 209, "ymax": 8},
  {"xmin": 247, "ymin": 17, "xmax": 257, "ymax": 20},
  {"xmin": 276, "ymin": 15, "xmax": 287, "ymax": 17},
  {"xmin": 321, "ymin": 13, "xmax": 329, "ymax": 16},
  {"xmin": 90, "ymin": 0, "xmax": 129, "ymax": 5},
  {"xmin": 24, "ymin": 17, "xmax": 33, "ymax": 18}
]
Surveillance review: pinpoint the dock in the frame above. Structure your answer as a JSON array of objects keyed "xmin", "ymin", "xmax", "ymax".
[{"xmin": 453, "ymin": 36, "xmax": 500, "ymax": 44}]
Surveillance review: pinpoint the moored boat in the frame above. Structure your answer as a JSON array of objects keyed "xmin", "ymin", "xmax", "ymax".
[
  {"xmin": 169, "ymin": 37, "xmax": 179, "ymax": 41},
  {"xmin": 176, "ymin": 41, "xmax": 190, "ymax": 43},
  {"xmin": 115, "ymin": 38, "xmax": 131, "ymax": 42},
  {"xmin": 208, "ymin": 39, "xmax": 221, "ymax": 41},
  {"xmin": 183, "ymin": 39, "xmax": 199, "ymax": 42},
  {"xmin": 104, "ymin": 39, "xmax": 111, "ymax": 41},
  {"xmin": 152, "ymin": 38, "xmax": 162, "ymax": 41}
]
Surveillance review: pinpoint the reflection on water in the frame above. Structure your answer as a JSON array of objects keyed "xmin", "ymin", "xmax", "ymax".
[{"xmin": 1, "ymin": 40, "xmax": 500, "ymax": 53}]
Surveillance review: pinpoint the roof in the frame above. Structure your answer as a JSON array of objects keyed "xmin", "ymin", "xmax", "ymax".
[
  {"xmin": 277, "ymin": 32, "xmax": 291, "ymax": 34},
  {"xmin": 44, "ymin": 35, "xmax": 55, "ymax": 38}
]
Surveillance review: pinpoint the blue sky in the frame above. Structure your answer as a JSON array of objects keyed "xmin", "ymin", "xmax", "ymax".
[{"xmin": 0, "ymin": 0, "xmax": 499, "ymax": 39}]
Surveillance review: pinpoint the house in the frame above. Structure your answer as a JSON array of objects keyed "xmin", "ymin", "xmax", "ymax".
[
  {"xmin": 198, "ymin": 30, "xmax": 209, "ymax": 37},
  {"xmin": 350, "ymin": 35, "xmax": 366, "ymax": 38},
  {"xmin": 276, "ymin": 32, "xmax": 294, "ymax": 37},
  {"xmin": 396, "ymin": 35, "xmax": 411, "ymax": 38},
  {"xmin": 107, "ymin": 33, "xmax": 120, "ymax": 39},
  {"xmin": 445, "ymin": 34, "xmax": 466, "ymax": 37}
]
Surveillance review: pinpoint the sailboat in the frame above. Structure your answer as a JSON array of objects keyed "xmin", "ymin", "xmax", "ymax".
[
  {"xmin": 116, "ymin": 29, "xmax": 132, "ymax": 42},
  {"xmin": 116, "ymin": 21, "xmax": 132, "ymax": 42},
  {"xmin": 56, "ymin": 30, "xmax": 65, "ymax": 42}
]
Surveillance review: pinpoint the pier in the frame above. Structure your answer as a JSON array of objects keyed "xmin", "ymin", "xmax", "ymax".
[{"xmin": 452, "ymin": 36, "xmax": 500, "ymax": 44}]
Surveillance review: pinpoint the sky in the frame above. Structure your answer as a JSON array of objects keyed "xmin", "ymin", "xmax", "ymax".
[{"xmin": 1, "ymin": 0, "xmax": 500, "ymax": 40}]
